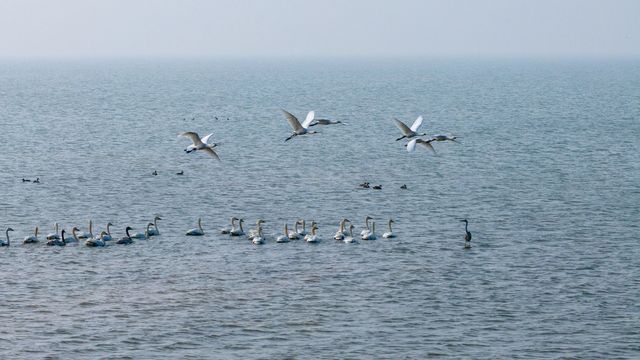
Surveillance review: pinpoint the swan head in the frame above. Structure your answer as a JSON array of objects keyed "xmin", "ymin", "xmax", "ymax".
[
  {"xmin": 460, "ymin": 219, "xmax": 468, "ymax": 223},
  {"xmin": 256, "ymin": 219, "xmax": 266, "ymax": 225},
  {"xmin": 365, "ymin": 216, "xmax": 373, "ymax": 221},
  {"xmin": 125, "ymin": 226, "xmax": 133, "ymax": 231},
  {"xmin": 72, "ymin": 226, "xmax": 80, "ymax": 233},
  {"xmin": 6, "ymin": 227, "xmax": 14, "ymax": 232},
  {"xmin": 107, "ymin": 222, "xmax": 114, "ymax": 226},
  {"xmin": 154, "ymin": 216, "xmax": 162, "ymax": 221},
  {"xmin": 389, "ymin": 219, "xmax": 394, "ymax": 223}
]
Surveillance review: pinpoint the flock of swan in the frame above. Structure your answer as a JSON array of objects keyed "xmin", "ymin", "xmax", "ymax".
[
  {"xmin": 178, "ymin": 110, "xmax": 458, "ymax": 161},
  {"xmin": 1, "ymin": 216, "xmax": 472, "ymax": 248}
]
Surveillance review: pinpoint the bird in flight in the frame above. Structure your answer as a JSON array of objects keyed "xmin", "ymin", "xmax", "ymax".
[
  {"xmin": 179, "ymin": 132, "xmax": 220, "ymax": 160},
  {"xmin": 282, "ymin": 109, "xmax": 318, "ymax": 142},
  {"xmin": 394, "ymin": 116, "xmax": 427, "ymax": 141}
]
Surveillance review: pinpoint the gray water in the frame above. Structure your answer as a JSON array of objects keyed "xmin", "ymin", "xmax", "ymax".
[{"xmin": 0, "ymin": 59, "xmax": 639, "ymax": 359}]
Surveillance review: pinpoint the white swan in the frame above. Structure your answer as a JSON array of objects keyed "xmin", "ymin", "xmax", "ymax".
[
  {"xmin": 297, "ymin": 219, "xmax": 309, "ymax": 237},
  {"xmin": 248, "ymin": 219, "xmax": 266, "ymax": 240},
  {"xmin": 179, "ymin": 132, "xmax": 220, "ymax": 160},
  {"xmin": 361, "ymin": 222, "xmax": 377, "ymax": 240},
  {"xmin": 406, "ymin": 138, "xmax": 436, "ymax": 154},
  {"xmin": 230, "ymin": 218, "xmax": 245, "ymax": 236},
  {"xmin": 288, "ymin": 221, "xmax": 301, "ymax": 240},
  {"xmin": 186, "ymin": 218, "xmax": 205, "ymax": 236},
  {"xmin": 23, "ymin": 226, "xmax": 39, "ymax": 244},
  {"xmin": 46, "ymin": 223, "xmax": 60, "ymax": 240},
  {"xmin": 394, "ymin": 116, "xmax": 427, "ymax": 141},
  {"xmin": 85, "ymin": 231, "xmax": 106, "ymax": 247},
  {"xmin": 1, "ymin": 228, "xmax": 13, "ymax": 246},
  {"xmin": 276, "ymin": 224, "xmax": 290, "ymax": 243},
  {"xmin": 282, "ymin": 109, "xmax": 318, "ymax": 142},
  {"xmin": 382, "ymin": 219, "xmax": 396, "ymax": 238},
  {"xmin": 305, "ymin": 224, "xmax": 320, "ymax": 243},
  {"xmin": 360, "ymin": 216, "xmax": 373, "ymax": 236},
  {"xmin": 183, "ymin": 132, "xmax": 216, "ymax": 152},
  {"xmin": 77, "ymin": 220, "xmax": 93, "ymax": 239},
  {"xmin": 130, "ymin": 223, "xmax": 153, "ymax": 239},
  {"xmin": 220, "ymin": 217, "xmax": 237, "ymax": 234},
  {"xmin": 63, "ymin": 227, "xmax": 80, "ymax": 243},
  {"xmin": 101, "ymin": 222, "xmax": 114, "ymax": 241},
  {"xmin": 117, "ymin": 226, "xmax": 134, "ymax": 245},
  {"xmin": 147, "ymin": 216, "xmax": 162, "ymax": 236},
  {"xmin": 333, "ymin": 218, "xmax": 350, "ymax": 240},
  {"xmin": 343, "ymin": 224, "xmax": 357, "ymax": 244},
  {"xmin": 303, "ymin": 221, "xmax": 317, "ymax": 241},
  {"xmin": 252, "ymin": 224, "xmax": 265, "ymax": 245}
]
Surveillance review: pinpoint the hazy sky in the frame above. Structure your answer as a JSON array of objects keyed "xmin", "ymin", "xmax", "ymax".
[{"xmin": 0, "ymin": 0, "xmax": 638, "ymax": 58}]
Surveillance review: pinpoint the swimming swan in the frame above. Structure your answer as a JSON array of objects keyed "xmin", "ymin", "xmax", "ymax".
[
  {"xmin": 117, "ymin": 226, "xmax": 134, "ymax": 245},
  {"xmin": 221, "ymin": 217, "xmax": 237, "ymax": 234},
  {"xmin": 1, "ymin": 228, "xmax": 13, "ymax": 246},
  {"xmin": 360, "ymin": 216, "xmax": 373, "ymax": 236},
  {"xmin": 147, "ymin": 216, "xmax": 162, "ymax": 236},
  {"xmin": 305, "ymin": 224, "xmax": 320, "ymax": 243},
  {"xmin": 85, "ymin": 231, "xmax": 106, "ymax": 247},
  {"xmin": 101, "ymin": 222, "xmax": 114, "ymax": 241},
  {"xmin": 46, "ymin": 223, "xmax": 60, "ymax": 240},
  {"xmin": 77, "ymin": 220, "xmax": 93, "ymax": 239},
  {"xmin": 186, "ymin": 217, "xmax": 205, "ymax": 236},
  {"xmin": 382, "ymin": 219, "xmax": 396, "ymax": 238},
  {"xmin": 343, "ymin": 224, "xmax": 357, "ymax": 244},
  {"xmin": 23, "ymin": 226, "xmax": 39, "ymax": 244},
  {"xmin": 276, "ymin": 224, "xmax": 290, "ymax": 243},
  {"xmin": 361, "ymin": 222, "xmax": 377, "ymax": 240},
  {"xmin": 230, "ymin": 219, "xmax": 245, "ymax": 236}
]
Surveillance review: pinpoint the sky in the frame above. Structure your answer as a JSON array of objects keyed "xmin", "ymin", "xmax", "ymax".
[{"xmin": 0, "ymin": 0, "xmax": 638, "ymax": 58}]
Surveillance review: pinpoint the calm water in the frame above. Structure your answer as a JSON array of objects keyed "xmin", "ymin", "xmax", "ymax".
[{"xmin": 0, "ymin": 59, "xmax": 639, "ymax": 359}]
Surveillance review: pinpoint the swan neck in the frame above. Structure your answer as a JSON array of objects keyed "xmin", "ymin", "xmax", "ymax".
[
  {"xmin": 5, "ymin": 229, "xmax": 9, "ymax": 245},
  {"xmin": 107, "ymin": 223, "xmax": 111, "ymax": 235},
  {"xmin": 284, "ymin": 224, "xmax": 288, "ymax": 235},
  {"xmin": 198, "ymin": 218, "xmax": 202, "ymax": 231}
]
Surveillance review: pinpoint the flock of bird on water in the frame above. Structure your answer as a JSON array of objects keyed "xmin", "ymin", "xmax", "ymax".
[{"xmin": 5, "ymin": 110, "xmax": 471, "ymax": 248}]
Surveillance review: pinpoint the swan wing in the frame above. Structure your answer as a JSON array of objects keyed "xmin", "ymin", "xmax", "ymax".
[
  {"xmin": 394, "ymin": 119, "xmax": 412, "ymax": 136},
  {"xmin": 202, "ymin": 147, "xmax": 220, "ymax": 161},
  {"xmin": 410, "ymin": 116, "xmax": 423, "ymax": 132},
  {"xmin": 301, "ymin": 110, "xmax": 315, "ymax": 129},
  {"xmin": 282, "ymin": 109, "xmax": 304, "ymax": 132},
  {"xmin": 200, "ymin": 133, "xmax": 215, "ymax": 145},
  {"xmin": 179, "ymin": 132, "xmax": 204, "ymax": 146},
  {"xmin": 417, "ymin": 139, "xmax": 437, "ymax": 154},
  {"xmin": 406, "ymin": 138, "xmax": 417, "ymax": 152}
]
